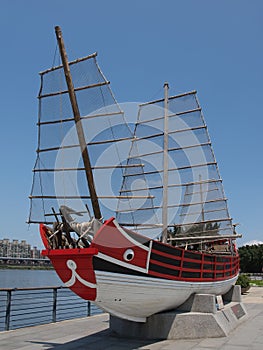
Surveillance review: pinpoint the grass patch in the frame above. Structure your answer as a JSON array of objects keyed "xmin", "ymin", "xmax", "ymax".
[{"xmin": 250, "ymin": 280, "xmax": 263, "ymax": 287}]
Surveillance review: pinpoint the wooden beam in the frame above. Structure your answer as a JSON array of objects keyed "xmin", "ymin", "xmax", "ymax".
[
  {"xmin": 168, "ymin": 234, "xmax": 242, "ymax": 241},
  {"xmin": 161, "ymin": 82, "xmax": 169, "ymax": 243},
  {"xmin": 55, "ymin": 26, "xmax": 102, "ymax": 219}
]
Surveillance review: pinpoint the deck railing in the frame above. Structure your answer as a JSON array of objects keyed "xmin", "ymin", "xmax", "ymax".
[{"xmin": 0, "ymin": 286, "xmax": 102, "ymax": 331}]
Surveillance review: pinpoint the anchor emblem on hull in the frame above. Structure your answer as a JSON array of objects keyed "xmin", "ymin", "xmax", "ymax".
[{"xmin": 64, "ymin": 259, "xmax": 97, "ymax": 288}]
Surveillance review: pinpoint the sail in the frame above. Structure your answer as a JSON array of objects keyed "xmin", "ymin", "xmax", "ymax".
[
  {"xmin": 29, "ymin": 53, "xmax": 134, "ymax": 224},
  {"xmin": 116, "ymin": 91, "xmax": 234, "ymax": 240}
]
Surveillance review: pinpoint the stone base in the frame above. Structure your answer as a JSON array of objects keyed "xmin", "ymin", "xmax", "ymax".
[{"xmin": 110, "ymin": 286, "xmax": 248, "ymax": 340}]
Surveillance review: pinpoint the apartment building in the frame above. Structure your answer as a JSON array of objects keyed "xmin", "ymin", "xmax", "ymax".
[{"xmin": 0, "ymin": 238, "xmax": 41, "ymax": 258}]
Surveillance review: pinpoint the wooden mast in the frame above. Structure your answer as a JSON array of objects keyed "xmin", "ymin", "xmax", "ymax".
[
  {"xmin": 55, "ymin": 26, "xmax": 102, "ymax": 220},
  {"xmin": 161, "ymin": 82, "xmax": 169, "ymax": 243}
]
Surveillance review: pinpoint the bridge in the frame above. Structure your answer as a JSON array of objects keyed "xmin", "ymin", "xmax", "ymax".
[{"xmin": 0, "ymin": 256, "xmax": 52, "ymax": 267}]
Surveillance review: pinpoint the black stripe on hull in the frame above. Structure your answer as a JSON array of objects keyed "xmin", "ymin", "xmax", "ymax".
[
  {"xmin": 152, "ymin": 240, "xmax": 234, "ymax": 265},
  {"xmin": 149, "ymin": 262, "xmax": 180, "ymax": 277},
  {"xmin": 152, "ymin": 241, "xmax": 182, "ymax": 257},
  {"xmin": 93, "ymin": 256, "xmax": 236, "ymax": 282},
  {"xmin": 151, "ymin": 252, "xmax": 181, "ymax": 266},
  {"xmin": 93, "ymin": 257, "xmax": 148, "ymax": 278}
]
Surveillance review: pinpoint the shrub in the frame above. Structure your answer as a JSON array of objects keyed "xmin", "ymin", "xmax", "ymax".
[{"xmin": 236, "ymin": 274, "xmax": 250, "ymax": 288}]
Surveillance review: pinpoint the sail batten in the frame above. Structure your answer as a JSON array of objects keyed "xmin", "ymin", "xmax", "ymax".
[
  {"xmin": 136, "ymin": 107, "xmax": 202, "ymax": 124},
  {"xmin": 33, "ymin": 164, "xmax": 144, "ymax": 172},
  {"xmin": 122, "ymin": 162, "xmax": 217, "ymax": 177},
  {"xmin": 139, "ymin": 90, "xmax": 197, "ymax": 106},
  {"xmin": 38, "ymin": 111, "xmax": 124, "ymax": 126},
  {"xmin": 30, "ymin": 195, "xmax": 154, "ymax": 199},
  {"xmin": 38, "ymin": 81, "xmax": 110, "ymax": 99},
  {"xmin": 132, "ymin": 126, "xmax": 207, "ymax": 141},
  {"xmin": 116, "ymin": 197, "xmax": 228, "ymax": 212},
  {"xmin": 118, "ymin": 218, "xmax": 232, "ymax": 227},
  {"xmin": 119, "ymin": 179, "xmax": 222, "ymax": 193},
  {"xmin": 127, "ymin": 142, "xmax": 211, "ymax": 159},
  {"xmin": 39, "ymin": 52, "xmax": 98, "ymax": 75}
]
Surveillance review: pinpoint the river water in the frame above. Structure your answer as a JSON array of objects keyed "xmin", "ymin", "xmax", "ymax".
[
  {"xmin": 0, "ymin": 269, "xmax": 62, "ymax": 289},
  {"xmin": 0, "ymin": 269, "xmax": 102, "ymax": 331}
]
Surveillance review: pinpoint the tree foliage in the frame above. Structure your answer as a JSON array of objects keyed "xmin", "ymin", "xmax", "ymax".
[
  {"xmin": 168, "ymin": 222, "xmax": 221, "ymax": 246},
  {"xmin": 238, "ymin": 244, "xmax": 263, "ymax": 273},
  {"xmin": 168, "ymin": 222, "xmax": 220, "ymax": 238},
  {"xmin": 236, "ymin": 274, "xmax": 250, "ymax": 288}
]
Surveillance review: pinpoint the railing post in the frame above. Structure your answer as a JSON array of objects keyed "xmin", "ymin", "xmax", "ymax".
[
  {"xmin": 87, "ymin": 301, "xmax": 91, "ymax": 316},
  {"xmin": 52, "ymin": 288, "xmax": 57, "ymax": 323},
  {"xmin": 5, "ymin": 290, "xmax": 12, "ymax": 331}
]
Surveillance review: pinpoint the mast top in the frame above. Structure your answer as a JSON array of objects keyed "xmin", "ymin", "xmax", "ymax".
[{"xmin": 54, "ymin": 25, "xmax": 102, "ymax": 220}]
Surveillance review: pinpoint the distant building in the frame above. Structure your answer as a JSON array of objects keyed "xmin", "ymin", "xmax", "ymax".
[
  {"xmin": 31, "ymin": 246, "xmax": 42, "ymax": 259},
  {"xmin": 0, "ymin": 238, "xmax": 42, "ymax": 259}
]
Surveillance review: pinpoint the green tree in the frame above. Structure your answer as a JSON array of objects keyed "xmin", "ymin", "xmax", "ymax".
[
  {"xmin": 238, "ymin": 245, "xmax": 263, "ymax": 273},
  {"xmin": 168, "ymin": 222, "xmax": 221, "ymax": 246}
]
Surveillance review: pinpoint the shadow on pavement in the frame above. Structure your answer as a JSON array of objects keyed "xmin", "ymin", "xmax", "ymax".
[{"xmin": 27, "ymin": 329, "xmax": 161, "ymax": 350}]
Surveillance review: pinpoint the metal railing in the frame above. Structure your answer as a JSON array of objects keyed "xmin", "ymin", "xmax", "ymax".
[{"xmin": 0, "ymin": 286, "xmax": 102, "ymax": 331}]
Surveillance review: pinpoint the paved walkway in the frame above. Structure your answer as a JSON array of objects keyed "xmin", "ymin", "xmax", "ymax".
[{"xmin": 0, "ymin": 287, "xmax": 262, "ymax": 350}]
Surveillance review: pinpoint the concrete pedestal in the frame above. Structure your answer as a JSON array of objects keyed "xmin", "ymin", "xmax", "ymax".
[{"xmin": 110, "ymin": 286, "xmax": 248, "ymax": 340}]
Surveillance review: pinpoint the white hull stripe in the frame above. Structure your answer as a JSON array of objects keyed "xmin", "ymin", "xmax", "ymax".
[
  {"xmin": 97, "ymin": 252, "xmax": 149, "ymax": 274},
  {"xmin": 113, "ymin": 220, "xmax": 150, "ymax": 252},
  {"xmin": 95, "ymin": 270, "xmax": 238, "ymax": 291},
  {"xmin": 146, "ymin": 240, "xmax": 153, "ymax": 271},
  {"xmin": 64, "ymin": 259, "xmax": 97, "ymax": 288}
]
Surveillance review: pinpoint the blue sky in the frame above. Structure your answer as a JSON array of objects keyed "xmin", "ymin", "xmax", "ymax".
[{"xmin": 0, "ymin": 0, "xmax": 262, "ymax": 247}]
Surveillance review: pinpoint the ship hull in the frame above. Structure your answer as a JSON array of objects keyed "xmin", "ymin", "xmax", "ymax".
[
  {"xmin": 41, "ymin": 217, "xmax": 239, "ymax": 322},
  {"xmin": 94, "ymin": 270, "xmax": 238, "ymax": 322}
]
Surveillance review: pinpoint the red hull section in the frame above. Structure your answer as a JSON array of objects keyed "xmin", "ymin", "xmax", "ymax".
[
  {"xmin": 91, "ymin": 218, "xmax": 239, "ymax": 283},
  {"xmin": 40, "ymin": 218, "xmax": 239, "ymax": 301},
  {"xmin": 40, "ymin": 225, "xmax": 98, "ymax": 301},
  {"xmin": 91, "ymin": 218, "xmax": 150, "ymax": 271}
]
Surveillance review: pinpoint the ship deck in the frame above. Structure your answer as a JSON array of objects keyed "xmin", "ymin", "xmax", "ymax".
[{"xmin": 0, "ymin": 287, "xmax": 262, "ymax": 350}]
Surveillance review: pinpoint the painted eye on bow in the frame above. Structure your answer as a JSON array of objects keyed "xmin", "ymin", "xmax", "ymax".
[{"xmin": 123, "ymin": 249, "xmax": 135, "ymax": 262}]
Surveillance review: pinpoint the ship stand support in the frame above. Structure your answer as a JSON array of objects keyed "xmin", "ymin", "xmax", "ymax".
[{"xmin": 110, "ymin": 285, "xmax": 248, "ymax": 340}]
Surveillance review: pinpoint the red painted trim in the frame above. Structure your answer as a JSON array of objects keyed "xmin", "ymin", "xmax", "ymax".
[
  {"xmin": 150, "ymin": 259, "xmax": 181, "ymax": 271},
  {"xmin": 42, "ymin": 248, "xmax": 98, "ymax": 256},
  {"xmin": 151, "ymin": 248, "xmax": 182, "ymax": 261},
  {"xmin": 149, "ymin": 269, "xmax": 238, "ymax": 282},
  {"xmin": 39, "ymin": 224, "xmax": 50, "ymax": 249}
]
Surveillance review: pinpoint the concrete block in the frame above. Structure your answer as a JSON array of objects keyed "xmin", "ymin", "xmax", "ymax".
[
  {"xmin": 177, "ymin": 294, "xmax": 195, "ymax": 312},
  {"xmin": 176, "ymin": 293, "xmax": 217, "ymax": 313},
  {"xmin": 223, "ymin": 285, "xmax": 242, "ymax": 303},
  {"xmin": 191, "ymin": 294, "xmax": 217, "ymax": 314},
  {"xmin": 110, "ymin": 301, "xmax": 248, "ymax": 340}
]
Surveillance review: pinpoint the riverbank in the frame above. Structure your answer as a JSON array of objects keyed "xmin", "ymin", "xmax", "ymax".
[{"xmin": 0, "ymin": 265, "xmax": 53, "ymax": 270}]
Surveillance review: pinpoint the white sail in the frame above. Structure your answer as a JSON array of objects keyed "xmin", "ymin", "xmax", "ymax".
[
  {"xmin": 29, "ymin": 53, "xmax": 134, "ymax": 224},
  {"xmin": 116, "ymin": 91, "xmax": 234, "ymax": 240}
]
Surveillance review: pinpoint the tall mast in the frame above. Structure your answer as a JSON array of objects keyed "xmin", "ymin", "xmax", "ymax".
[
  {"xmin": 161, "ymin": 82, "xmax": 169, "ymax": 243},
  {"xmin": 55, "ymin": 26, "xmax": 102, "ymax": 220},
  {"xmin": 199, "ymin": 174, "xmax": 205, "ymax": 222}
]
